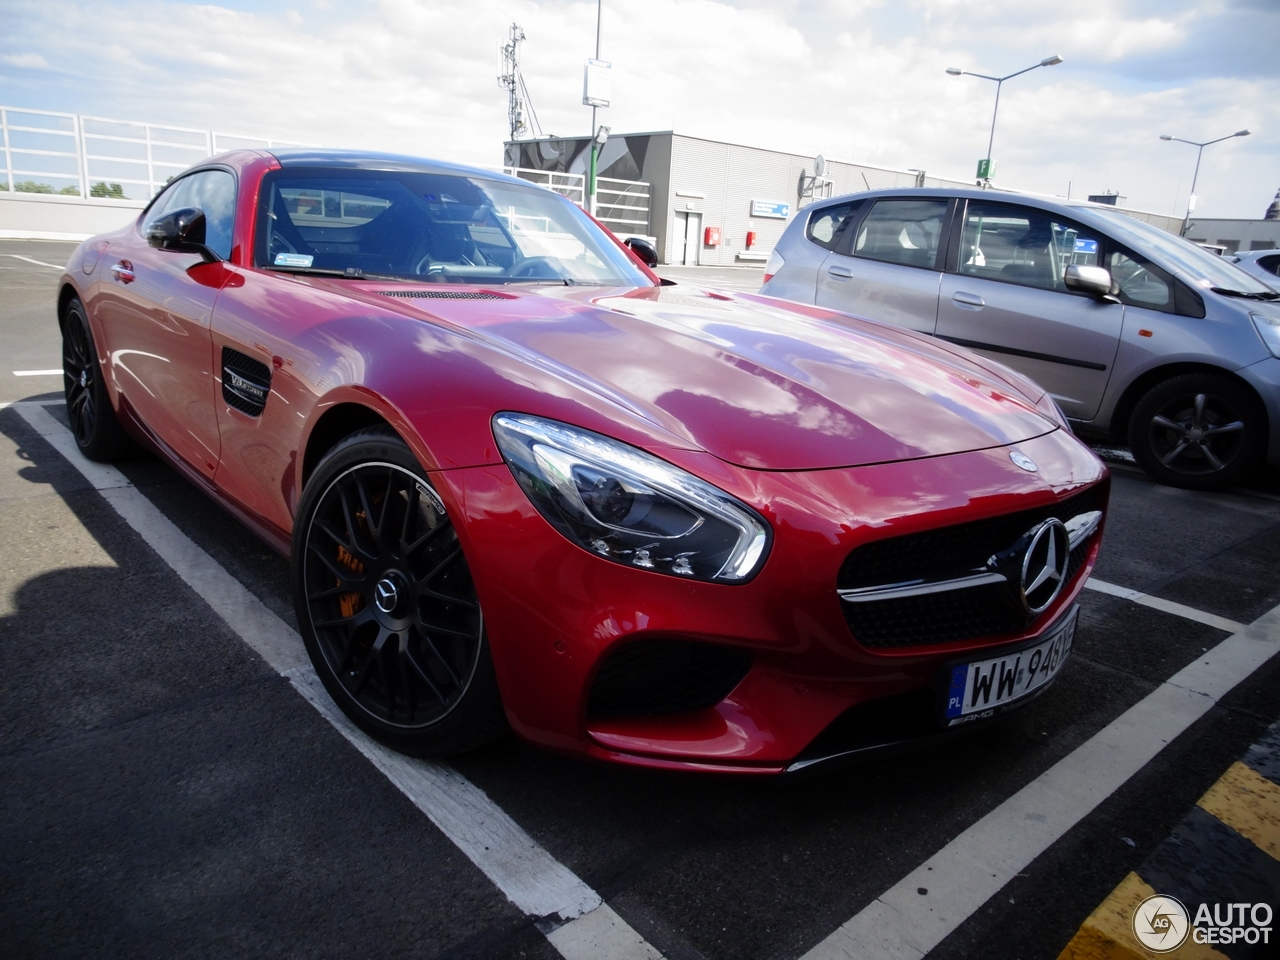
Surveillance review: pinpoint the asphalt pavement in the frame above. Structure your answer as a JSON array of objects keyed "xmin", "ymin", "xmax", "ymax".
[{"xmin": 2, "ymin": 240, "xmax": 1278, "ymax": 960}]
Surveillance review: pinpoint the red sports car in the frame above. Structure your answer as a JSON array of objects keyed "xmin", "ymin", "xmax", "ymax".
[{"xmin": 57, "ymin": 150, "xmax": 1107, "ymax": 774}]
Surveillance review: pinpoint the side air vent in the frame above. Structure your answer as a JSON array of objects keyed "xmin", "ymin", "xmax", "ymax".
[
  {"xmin": 586, "ymin": 639, "xmax": 752, "ymax": 718},
  {"xmin": 380, "ymin": 290, "xmax": 507, "ymax": 300},
  {"xmin": 222, "ymin": 346, "xmax": 272, "ymax": 417}
]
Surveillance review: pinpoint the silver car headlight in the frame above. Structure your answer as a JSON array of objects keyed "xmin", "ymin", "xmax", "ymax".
[
  {"xmin": 1251, "ymin": 312, "xmax": 1280, "ymax": 359},
  {"xmin": 492, "ymin": 413, "xmax": 771, "ymax": 583}
]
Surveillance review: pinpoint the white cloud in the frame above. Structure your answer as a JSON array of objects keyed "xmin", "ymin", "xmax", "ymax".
[{"xmin": 0, "ymin": 0, "xmax": 1274, "ymax": 219}]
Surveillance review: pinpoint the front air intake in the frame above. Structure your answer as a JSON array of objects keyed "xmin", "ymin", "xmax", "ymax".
[{"xmin": 586, "ymin": 639, "xmax": 752, "ymax": 718}]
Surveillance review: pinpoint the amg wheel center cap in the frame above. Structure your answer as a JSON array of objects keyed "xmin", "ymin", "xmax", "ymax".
[
  {"xmin": 1020, "ymin": 519, "xmax": 1070, "ymax": 614},
  {"xmin": 79, "ymin": 370, "xmax": 88, "ymax": 388},
  {"xmin": 374, "ymin": 576, "xmax": 402, "ymax": 615}
]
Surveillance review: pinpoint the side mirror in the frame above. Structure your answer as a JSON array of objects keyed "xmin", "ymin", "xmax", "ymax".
[
  {"xmin": 1064, "ymin": 264, "xmax": 1119, "ymax": 302},
  {"xmin": 623, "ymin": 236, "xmax": 658, "ymax": 268},
  {"xmin": 146, "ymin": 207, "xmax": 219, "ymax": 261}
]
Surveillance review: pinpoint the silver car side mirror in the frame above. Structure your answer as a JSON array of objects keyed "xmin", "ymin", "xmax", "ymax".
[{"xmin": 1064, "ymin": 264, "xmax": 1120, "ymax": 303}]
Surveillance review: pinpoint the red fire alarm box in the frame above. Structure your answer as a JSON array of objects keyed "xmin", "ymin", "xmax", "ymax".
[
  {"xmin": 745, "ymin": 231, "xmax": 757, "ymax": 249},
  {"xmin": 704, "ymin": 226, "xmax": 721, "ymax": 246}
]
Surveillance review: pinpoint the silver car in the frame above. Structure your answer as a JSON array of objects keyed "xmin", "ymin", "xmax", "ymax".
[
  {"xmin": 761, "ymin": 187, "xmax": 1280, "ymax": 489},
  {"xmin": 1228, "ymin": 249, "xmax": 1280, "ymax": 292}
]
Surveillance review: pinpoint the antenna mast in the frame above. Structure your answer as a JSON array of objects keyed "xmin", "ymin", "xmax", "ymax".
[{"xmin": 498, "ymin": 23, "xmax": 541, "ymax": 141}]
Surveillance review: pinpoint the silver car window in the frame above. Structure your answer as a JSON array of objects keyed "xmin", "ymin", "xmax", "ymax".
[
  {"xmin": 852, "ymin": 199, "xmax": 947, "ymax": 269},
  {"xmin": 1093, "ymin": 208, "xmax": 1273, "ymax": 295},
  {"xmin": 805, "ymin": 200, "xmax": 862, "ymax": 252},
  {"xmin": 959, "ymin": 202, "xmax": 1101, "ymax": 293},
  {"xmin": 1109, "ymin": 249, "xmax": 1171, "ymax": 309}
]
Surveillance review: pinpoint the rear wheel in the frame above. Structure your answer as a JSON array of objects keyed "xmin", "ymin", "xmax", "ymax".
[
  {"xmin": 292, "ymin": 427, "xmax": 506, "ymax": 756},
  {"xmin": 1128, "ymin": 373, "xmax": 1265, "ymax": 490},
  {"xmin": 62, "ymin": 297, "xmax": 135, "ymax": 461}
]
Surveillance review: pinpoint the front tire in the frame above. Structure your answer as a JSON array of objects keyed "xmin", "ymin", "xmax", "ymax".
[
  {"xmin": 1128, "ymin": 373, "xmax": 1265, "ymax": 490},
  {"xmin": 62, "ymin": 297, "xmax": 135, "ymax": 461},
  {"xmin": 292, "ymin": 426, "xmax": 506, "ymax": 756}
]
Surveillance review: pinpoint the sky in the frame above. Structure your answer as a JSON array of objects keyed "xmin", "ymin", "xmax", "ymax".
[{"xmin": 1, "ymin": 0, "xmax": 1277, "ymax": 219}]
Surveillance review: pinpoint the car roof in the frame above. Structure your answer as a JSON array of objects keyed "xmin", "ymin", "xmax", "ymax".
[
  {"xmin": 807, "ymin": 185, "xmax": 1111, "ymax": 217},
  {"xmin": 267, "ymin": 148, "xmax": 529, "ymax": 186}
]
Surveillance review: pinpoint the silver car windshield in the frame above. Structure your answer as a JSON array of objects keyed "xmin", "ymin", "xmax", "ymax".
[{"xmin": 1093, "ymin": 209, "xmax": 1274, "ymax": 296}]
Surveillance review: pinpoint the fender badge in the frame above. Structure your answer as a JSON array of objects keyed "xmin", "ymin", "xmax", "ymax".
[{"xmin": 1010, "ymin": 450, "xmax": 1038, "ymax": 472}]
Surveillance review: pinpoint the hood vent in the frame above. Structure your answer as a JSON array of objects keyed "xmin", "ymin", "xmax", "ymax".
[{"xmin": 381, "ymin": 290, "xmax": 506, "ymax": 300}]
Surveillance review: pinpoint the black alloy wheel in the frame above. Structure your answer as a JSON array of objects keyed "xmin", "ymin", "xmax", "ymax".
[
  {"xmin": 61, "ymin": 297, "xmax": 135, "ymax": 461},
  {"xmin": 293, "ymin": 427, "xmax": 505, "ymax": 756},
  {"xmin": 1129, "ymin": 373, "xmax": 1265, "ymax": 490}
]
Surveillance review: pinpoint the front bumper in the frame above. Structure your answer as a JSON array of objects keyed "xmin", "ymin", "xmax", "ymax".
[{"xmin": 434, "ymin": 428, "xmax": 1107, "ymax": 774}]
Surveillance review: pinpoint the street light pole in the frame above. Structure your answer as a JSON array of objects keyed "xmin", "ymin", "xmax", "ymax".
[
  {"xmin": 588, "ymin": 0, "xmax": 602, "ymax": 215},
  {"xmin": 1159, "ymin": 130, "xmax": 1251, "ymax": 236},
  {"xmin": 946, "ymin": 55, "xmax": 1063, "ymax": 184}
]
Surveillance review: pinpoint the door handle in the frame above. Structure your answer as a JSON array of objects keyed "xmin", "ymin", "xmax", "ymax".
[
  {"xmin": 827, "ymin": 264, "xmax": 853, "ymax": 280},
  {"xmin": 952, "ymin": 291, "xmax": 984, "ymax": 307},
  {"xmin": 110, "ymin": 261, "xmax": 135, "ymax": 284}
]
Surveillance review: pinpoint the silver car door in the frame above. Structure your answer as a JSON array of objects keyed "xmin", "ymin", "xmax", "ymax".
[
  {"xmin": 935, "ymin": 200, "xmax": 1122, "ymax": 421},
  {"xmin": 815, "ymin": 197, "xmax": 949, "ymax": 335}
]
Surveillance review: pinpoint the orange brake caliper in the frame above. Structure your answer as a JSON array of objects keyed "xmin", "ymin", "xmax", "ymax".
[{"xmin": 336, "ymin": 544, "xmax": 365, "ymax": 618}]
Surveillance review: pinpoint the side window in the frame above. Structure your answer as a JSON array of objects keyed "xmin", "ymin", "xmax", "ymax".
[
  {"xmin": 959, "ymin": 202, "xmax": 1102, "ymax": 292},
  {"xmin": 140, "ymin": 170, "xmax": 236, "ymax": 261},
  {"xmin": 1108, "ymin": 248, "xmax": 1172, "ymax": 312},
  {"xmin": 852, "ymin": 199, "xmax": 948, "ymax": 269},
  {"xmin": 805, "ymin": 201, "xmax": 861, "ymax": 252},
  {"xmin": 1258, "ymin": 254, "xmax": 1280, "ymax": 277}
]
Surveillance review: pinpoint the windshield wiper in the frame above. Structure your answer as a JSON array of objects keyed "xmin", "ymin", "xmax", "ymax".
[
  {"xmin": 266, "ymin": 266, "xmax": 407, "ymax": 282},
  {"xmin": 1210, "ymin": 286, "xmax": 1280, "ymax": 300}
]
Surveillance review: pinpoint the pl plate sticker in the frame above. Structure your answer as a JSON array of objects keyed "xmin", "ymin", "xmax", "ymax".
[{"xmin": 274, "ymin": 253, "xmax": 314, "ymax": 267}]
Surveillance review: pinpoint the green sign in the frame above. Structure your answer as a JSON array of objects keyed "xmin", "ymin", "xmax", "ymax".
[{"xmin": 976, "ymin": 158, "xmax": 997, "ymax": 179}]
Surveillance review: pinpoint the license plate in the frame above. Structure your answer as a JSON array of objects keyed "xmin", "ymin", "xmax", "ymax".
[{"xmin": 943, "ymin": 607, "xmax": 1077, "ymax": 726}]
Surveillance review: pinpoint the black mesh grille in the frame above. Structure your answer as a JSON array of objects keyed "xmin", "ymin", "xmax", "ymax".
[
  {"xmin": 221, "ymin": 346, "xmax": 271, "ymax": 417},
  {"xmin": 380, "ymin": 290, "xmax": 506, "ymax": 300},
  {"xmin": 587, "ymin": 640, "xmax": 752, "ymax": 719},
  {"xmin": 838, "ymin": 481, "xmax": 1107, "ymax": 649}
]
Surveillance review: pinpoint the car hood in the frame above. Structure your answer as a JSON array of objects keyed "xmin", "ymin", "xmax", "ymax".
[{"xmin": 357, "ymin": 283, "xmax": 1058, "ymax": 471}]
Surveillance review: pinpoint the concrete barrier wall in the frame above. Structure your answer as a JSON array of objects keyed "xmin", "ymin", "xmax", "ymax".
[{"xmin": 0, "ymin": 192, "xmax": 145, "ymax": 241}]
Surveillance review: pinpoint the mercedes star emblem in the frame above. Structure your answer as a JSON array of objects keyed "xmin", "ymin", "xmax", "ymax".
[
  {"xmin": 1010, "ymin": 450, "xmax": 1038, "ymax": 472},
  {"xmin": 1020, "ymin": 519, "xmax": 1070, "ymax": 614},
  {"xmin": 374, "ymin": 577, "xmax": 400, "ymax": 614}
]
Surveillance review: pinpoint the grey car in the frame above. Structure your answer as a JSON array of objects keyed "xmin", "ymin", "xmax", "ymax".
[
  {"xmin": 1227, "ymin": 249, "xmax": 1280, "ymax": 292},
  {"xmin": 760, "ymin": 187, "xmax": 1280, "ymax": 489}
]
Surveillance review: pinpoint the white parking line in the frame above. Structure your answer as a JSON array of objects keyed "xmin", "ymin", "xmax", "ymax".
[
  {"xmin": 13, "ymin": 369, "xmax": 63, "ymax": 377},
  {"xmin": 12, "ymin": 401, "xmax": 664, "ymax": 960},
  {"xmin": 801, "ymin": 601, "xmax": 1280, "ymax": 960},
  {"xmin": 1085, "ymin": 577, "xmax": 1247, "ymax": 634},
  {"xmin": 4, "ymin": 254, "xmax": 65, "ymax": 270}
]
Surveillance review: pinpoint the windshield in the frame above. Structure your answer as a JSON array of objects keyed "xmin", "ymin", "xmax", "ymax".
[
  {"xmin": 1092, "ymin": 209, "xmax": 1274, "ymax": 296},
  {"xmin": 254, "ymin": 168, "xmax": 650, "ymax": 286}
]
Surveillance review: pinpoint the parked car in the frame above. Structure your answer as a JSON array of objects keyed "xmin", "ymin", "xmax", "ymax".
[
  {"xmin": 762, "ymin": 188, "xmax": 1280, "ymax": 489},
  {"xmin": 58, "ymin": 151, "xmax": 1107, "ymax": 774},
  {"xmin": 1227, "ymin": 249, "xmax": 1280, "ymax": 291}
]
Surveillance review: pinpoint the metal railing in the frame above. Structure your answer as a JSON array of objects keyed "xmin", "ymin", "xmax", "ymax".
[
  {"xmin": 1, "ymin": 105, "xmax": 304, "ymax": 201},
  {"xmin": 503, "ymin": 166, "xmax": 651, "ymax": 237}
]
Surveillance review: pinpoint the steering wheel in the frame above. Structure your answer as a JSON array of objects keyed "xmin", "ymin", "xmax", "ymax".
[
  {"xmin": 268, "ymin": 231, "xmax": 297, "ymax": 261},
  {"xmin": 510, "ymin": 257, "xmax": 563, "ymax": 279}
]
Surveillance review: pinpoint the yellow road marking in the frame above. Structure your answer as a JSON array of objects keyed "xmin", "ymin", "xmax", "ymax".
[
  {"xmin": 1197, "ymin": 761, "xmax": 1280, "ymax": 861},
  {"xmin": 1056, "ymin": 872, "xmax": 1228, "ymax": 960}
]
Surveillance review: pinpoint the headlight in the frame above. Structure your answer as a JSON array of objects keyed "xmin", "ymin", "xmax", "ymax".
[
  {"xmin": 492, "ymin": 413, "xmax": 771, "ymax": 583},
  {"xmin": 1252, "ymin": 312, "xmax": 1280, "ymax": 359}
]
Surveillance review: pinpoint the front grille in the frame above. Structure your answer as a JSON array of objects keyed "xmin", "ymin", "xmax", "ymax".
[
  {"xmin": 838, "ymin": 481, "xmax": 1107, "ymax": 649},
  {"xmin": 380, "ymin": 290, "xmax": 506, "ymax": 300},
  {"xmin": 586, "ymin": 639, "xmax": 752, "ymax": 718}
]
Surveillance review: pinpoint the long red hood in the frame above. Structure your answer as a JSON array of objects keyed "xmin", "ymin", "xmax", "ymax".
[{"xmin": 337, "ymin": 282, "xmax": 1059, "ymax": 471}]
